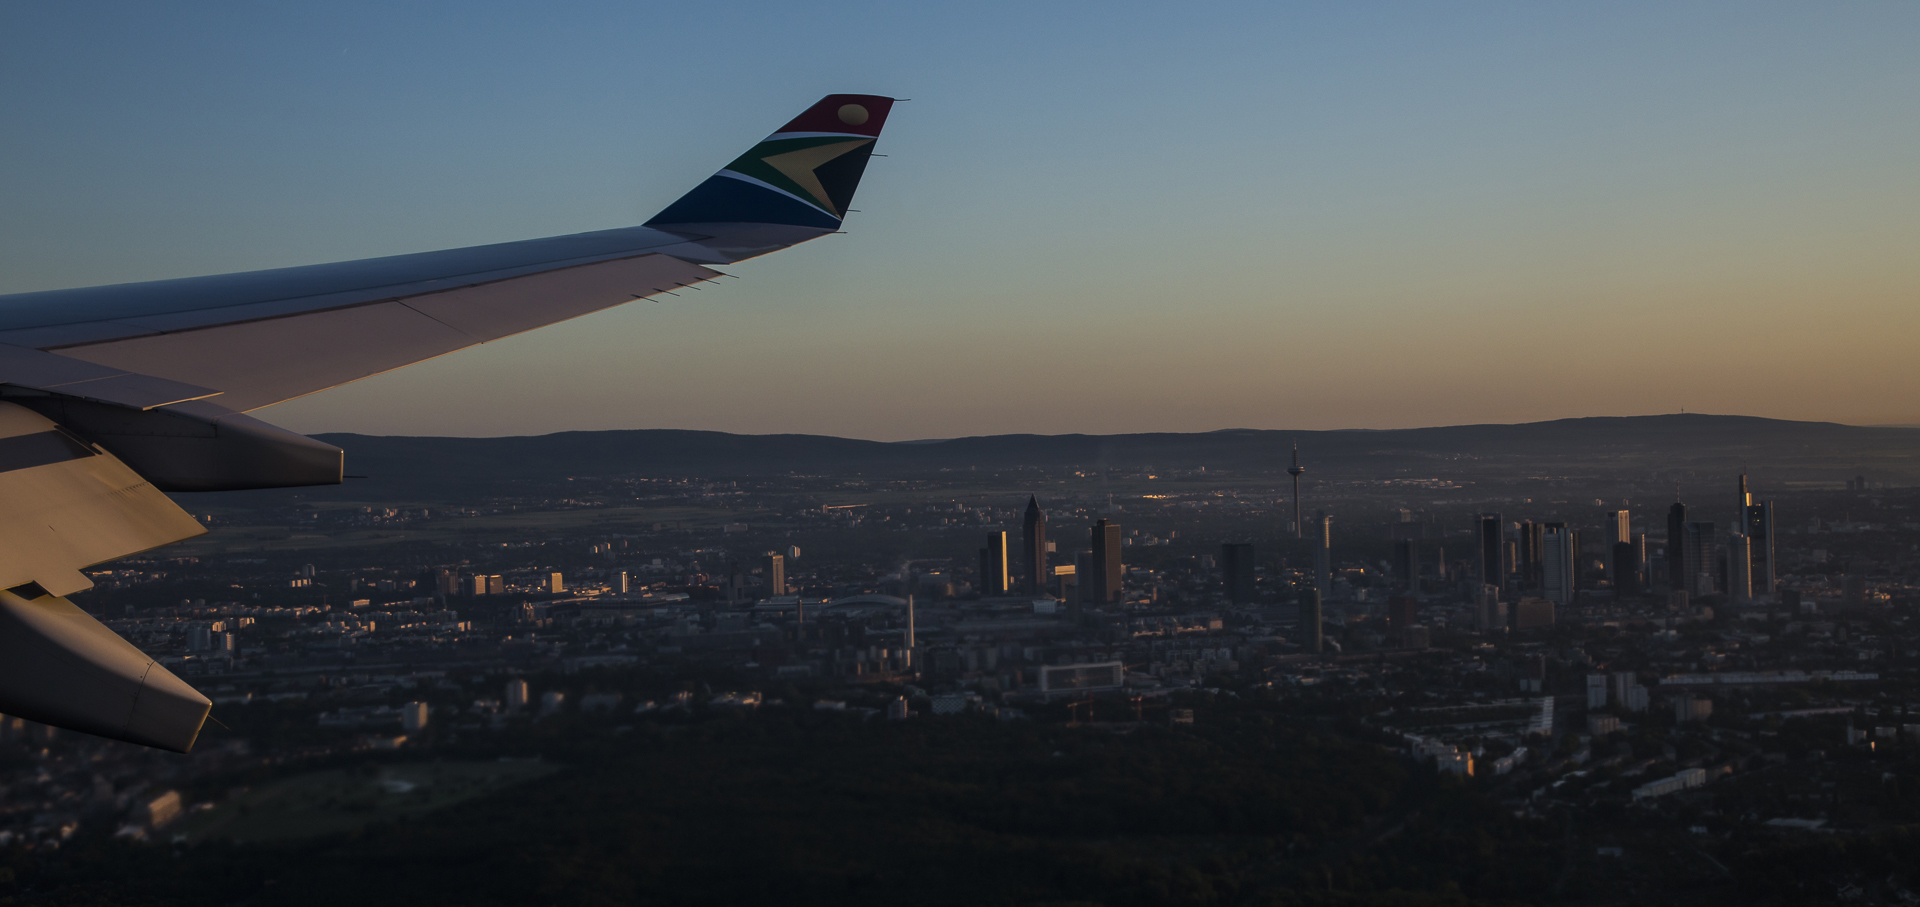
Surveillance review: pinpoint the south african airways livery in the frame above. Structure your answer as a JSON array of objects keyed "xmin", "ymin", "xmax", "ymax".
[{"xmin": 0, "ymin": 94, "xmax": 897, "ymax": 752}]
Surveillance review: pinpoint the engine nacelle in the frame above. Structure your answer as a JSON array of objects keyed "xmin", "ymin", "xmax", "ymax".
[{"xmin": 12, "ymin": 397, "xmax": 341, "ymax": 491}]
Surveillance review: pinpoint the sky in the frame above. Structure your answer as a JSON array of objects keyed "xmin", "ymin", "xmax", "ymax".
[{"xmin": 2, "ymin": 1, "xmax": 1917, "ymax": 440}]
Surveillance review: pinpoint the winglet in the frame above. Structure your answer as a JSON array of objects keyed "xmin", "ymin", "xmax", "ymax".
[{"xmin": 646, "ymin": 94, "xmax": 896, "ymax": 231}]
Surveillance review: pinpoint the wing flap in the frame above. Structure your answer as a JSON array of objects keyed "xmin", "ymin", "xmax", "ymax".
[
  {"xmin": 0, "ymin": 402, "xmax": 206, "ymax": 594},
  {"xmin": 0, "ymin": 344, "xmax": 222, "ymax": 410},
  {"xmin": 57, "ymin": 302, "xmax": 473, "ymax": 413}
]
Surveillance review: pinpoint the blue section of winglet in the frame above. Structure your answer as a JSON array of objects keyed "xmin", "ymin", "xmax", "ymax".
[{"xmin": 645, "ymin": 176, "xmax": 841, "ymax": 229}]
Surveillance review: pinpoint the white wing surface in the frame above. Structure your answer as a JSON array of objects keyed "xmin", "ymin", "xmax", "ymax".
[{"xmin": 0, "ymin": 94, "xmax": 898, "ymax": 751}]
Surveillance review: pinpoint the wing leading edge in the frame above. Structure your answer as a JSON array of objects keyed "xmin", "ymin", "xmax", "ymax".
[{"xmin": 0, "ymin": 93, "xmax": 897, "ymax": 751}]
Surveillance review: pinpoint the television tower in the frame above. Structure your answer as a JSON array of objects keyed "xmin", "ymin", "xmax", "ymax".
[{"xmin": 1287, "ymin": 442, "xmax": 1306, "ymax": 539}]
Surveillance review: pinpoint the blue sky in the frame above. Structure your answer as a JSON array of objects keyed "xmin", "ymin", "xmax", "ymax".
[{"xmin": 3, "ymin": 2, "xmax": 1917, "ymax": 438}]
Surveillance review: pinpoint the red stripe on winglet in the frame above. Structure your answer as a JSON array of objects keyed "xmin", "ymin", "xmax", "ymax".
[{"xmin": 775, "ymin": 94, "xmax": 896, "ymax": 138}]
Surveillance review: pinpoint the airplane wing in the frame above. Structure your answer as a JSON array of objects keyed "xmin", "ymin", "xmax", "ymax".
[{"xmin": 0, "ymin": 94, "xmax": 897, "ymax": 751}]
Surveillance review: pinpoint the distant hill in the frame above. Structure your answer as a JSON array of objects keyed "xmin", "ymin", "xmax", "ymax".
[{"xmin": 300, "ymin": 414, "xmax": 1920, "ymax": 495}]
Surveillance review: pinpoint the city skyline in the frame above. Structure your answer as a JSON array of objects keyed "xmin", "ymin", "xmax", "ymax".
[
  {"xmin": 3, "ymin": 3, "xmax": 1918, "ymax": 439},
  {"xmin": 0, "ymin": 406, "xmax": 1911, "ymax": 901}
]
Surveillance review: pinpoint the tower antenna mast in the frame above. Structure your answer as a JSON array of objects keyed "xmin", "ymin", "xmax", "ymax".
[{"xmin": 1287, "ymin": 441, "xmax": 1306, "ymax": 539}]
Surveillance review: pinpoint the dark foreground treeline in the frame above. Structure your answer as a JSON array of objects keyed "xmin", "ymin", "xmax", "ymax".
[
  {"xmin": 17, "ymin": 696, "xmax": 1920, "ymax": 906},
  {"xmin": 8, "ymin": 703, "xmax": 1561, "ymax": 907}
]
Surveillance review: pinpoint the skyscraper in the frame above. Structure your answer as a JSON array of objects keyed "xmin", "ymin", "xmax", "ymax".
[
  {"xmin": 1633, "ymin": 532, "xmax": 1647, "ymax": 584},
  {"xmin": 1541, "ymin": 523, "xmax": 1575, "ymax": 606},
  {"xmin": 1089, "ymin": 519, "xmax": 1124, "ymax": 604},
  {"xmin": 1606, "ymin": 510, "xmax": 1630, "ymax": 546},
  {"xmin": 1312, "ymin": 511, "xmax": 1331, "ymax": 599},
  {"xmin": 1221, "ymin": 543, "xmax": 1256, "ymax": 605},
  {"xmin": 1602, "ymin": 510, "xmax": 1628, "ymax": 584},
  {"xmin": 1570, "ymin": 529, "xmax": 1585, "ymax": 588},
  {"xmin": 979, "ymin": 531, "xmax": 1009, "ymax": 596},
  {"xmin": 1388, "ymin": 594, "xmax": 1418, "ymax": 632},
  {"xmin": 1611, "ymin": 541, "xmax": 1642, "ymax": 596},
  {"xmin": 1021, "ymin": 496, "xmax": 1048, "ymax": 595},
  {"xmin": 1727, "ymin": 532, "xmax": 1753, "ymax": 601},
  {"xmin": 1745, "ymin": 500, "xmax": 1775, "ymax": 595},
  {"xmin": 1517, "ymin": 520, "xmax": 1544, "ymax": 589},
  {"xmin": 1682, "ymin": 521, "xmax": 1717, "ymax": 596},
  {"xmin": 1666, "ymin": 503, "xmax": 1687, "ymax": 589},
  {"xmin": 1074, "ymin": 550, "xmax": 1095, "ymax": 603},
  {"xmin": 1298, "ymin": 588, "xmax": 1322, "ymax": 654},
  {"xmin": 762, "ymin": 553, "xmax": 786, "ymax": 597},
  {"xmin": 1393, "ymin": 538, "xmax": 1419, "ymax": 592},
  {"xmin": 1287, "ymin": 443, "xmax": 1305, "ymax": 539},
  {"xmin": 1475, "ymin": 584, "xmax": 1503, "ymax": 632},
  {"xmin": 1476, "ymin": 513, "xmax": 1505, "ymax": 592}
]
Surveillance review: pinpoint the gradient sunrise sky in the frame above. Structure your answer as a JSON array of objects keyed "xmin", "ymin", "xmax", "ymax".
[{"xmin": 2, "ymin": 1, "xmax": 1916, "ymax": 439}]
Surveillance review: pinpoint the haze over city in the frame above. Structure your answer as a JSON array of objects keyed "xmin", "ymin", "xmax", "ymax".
[{"xmin": 4, "ymin": 1, "xmax": 1918, "ymax": 439}]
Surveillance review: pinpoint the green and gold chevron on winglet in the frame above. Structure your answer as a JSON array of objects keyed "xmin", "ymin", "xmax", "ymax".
[{"xmin": 720, "ymin": 135, "xmax": 875, "ymax": 217}]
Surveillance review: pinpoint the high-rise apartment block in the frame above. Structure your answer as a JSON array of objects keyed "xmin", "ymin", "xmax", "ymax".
[
  {"xmin": 401, "ymin": 701, "xmax": 429, "ymax": 733},
  {"xmin": 763, "ymin": 553, "xmax": 786, "ymax": 597},
  {"xmin": 1611, "ymin": 671, "xmax": 1636, "ymax": 704}
]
